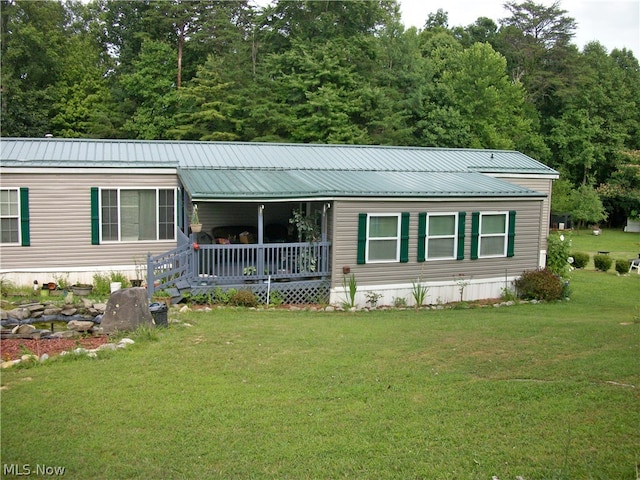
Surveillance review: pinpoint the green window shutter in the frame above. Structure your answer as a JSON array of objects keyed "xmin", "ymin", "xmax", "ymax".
[
  {"xmin": 91, "ymin": 187, "xmax": 100, "ymax": 245},
  {"xmin": 400, "ymin": 212, "xmax": 410, "ymax": 263},
  {"xmin": 19, "ymin": 188, "xmax": 30, "ymax": 246},
  {"xmin": 357, "ymin": 213, "xmax": 367, "ymax": 264},
  {"xmin": 507, "ymin": 210, "xmax": 516, "ymax": 257},
  {"xmin": 456, "ymin": 211, "xmax": 466, "ymax": 260},
  {"xmin": 470, "ymin": 212, "xmax": 480, "ymax": 260},
  {"xmin": 417, "ymin": 212, "xmax": 426, "ymax": 262}
]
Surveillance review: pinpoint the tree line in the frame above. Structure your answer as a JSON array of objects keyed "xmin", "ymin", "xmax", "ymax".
[{"xmin": 2, "ymin": 0, "xmax": 639, "ymax": 226}]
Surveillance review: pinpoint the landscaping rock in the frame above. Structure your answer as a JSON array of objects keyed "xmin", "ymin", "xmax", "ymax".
[
  {"xmin": 100, "ymin": 288, "xmax": 153, "ymax": 334},
  {"xmin": 81, "ymin": 298, "xmax": 94, "ymax": 309},
  {"xmin": 67, "ymin": 320, "xmax": 95, "ymax": 332},
  {"xmin": 6, "ymin": 308, "xmax": 31, "ymax": 321},
  {"xmin": 1, "ymin": 360, "xmax": 21, "ymax": 369},
  {"xmin": 93, "ymin": 303, "xmax": 107, "ymax": 313},
  {"xmin": 49, "ymin": 331, "xmax": 80, "ymax": 339},
  {"xmin": 12, "ymin": 324, "xmax": 36, "ymax": 335}
]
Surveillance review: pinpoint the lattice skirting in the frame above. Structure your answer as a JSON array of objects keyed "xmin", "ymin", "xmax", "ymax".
[{"xmin": 190, "ymin": 279, "xmax": 331, "ymax": 305}]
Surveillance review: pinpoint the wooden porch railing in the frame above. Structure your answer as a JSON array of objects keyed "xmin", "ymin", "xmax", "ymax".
[
  {"xmin": 194, "ymin": 241, "xmax": 331, "ymax": 284},
  {"xmin": 147, "ymin": 230, "xmax": 192, "ymax": 297},
  {"xmin": 148, "ymin": 234, "xmax": 331, "ymax": 297}
]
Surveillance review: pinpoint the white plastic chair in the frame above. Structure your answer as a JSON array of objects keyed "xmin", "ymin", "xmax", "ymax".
[{"xmin": 629, "ymin": 259, "xmax": 640, "ymax": 274}]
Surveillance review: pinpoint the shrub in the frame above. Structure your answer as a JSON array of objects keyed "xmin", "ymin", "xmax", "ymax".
[
  {"xmin": 365, "ymin": 291, "xmax": 383, "ymax": 308},
  {"xmin": 213, "ymin": 287, "xmax": 234, "ymax": 304},
  {"xmin": 229, "ymin": 289, "xmax": 258, "ymax": 307},
  {"xmin": 92, "ymin": 273, "xmax": 110, "ymax": 296},
  {"xmin": 593, "ymin": 254, "xmax": 613, "ymax": 272},
  {"xmin": 571, "ymin": 251, "xmax": 590, "ymax": 269},
  {"xmin": 514, "ymin": 269, "xmax": 564, "ymax": 301},
  {"xmin": 0, "ymin": 277, "xmax": 17, "ymax": 297},
  {"xmin": 615, "ymin": 259, "xmax": 630, "ymax": 275},
  {"xmin": 546, "ymin": 232, "xmax": 572, "ymax": 277},
  {"xmin": 110, "ymin": 271, "xmax": 130, "ymax": 288},
  {"xmin": 269, "ymin": 290, "xmax": 284, "ymax": 307},
  {"xmin": 393, "ymin": 296, "xmax": 407, "ymax": 308},
  {"xmin": 93, "ymin": 272, "xmax": 131, "ymax": 296}
]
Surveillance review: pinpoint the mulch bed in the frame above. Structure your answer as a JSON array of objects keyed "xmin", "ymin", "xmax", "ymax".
[{"xmin": 1, "ymin": 336, "xmax": 110, "ymax": 362}]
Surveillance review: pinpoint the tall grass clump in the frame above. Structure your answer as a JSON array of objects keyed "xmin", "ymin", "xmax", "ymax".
[
  {"xmin": 342, "ymin": 273, "xmax": 357, "ymax": 308},
  {"xmin": 411, "ymin": 279, "xmax": 429, "ymax": 309}
]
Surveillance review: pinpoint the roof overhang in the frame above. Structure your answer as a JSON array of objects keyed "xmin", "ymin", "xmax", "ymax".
[{"xmin": 179, "ymin": 168, "xmax": 547, "ymax": 201}]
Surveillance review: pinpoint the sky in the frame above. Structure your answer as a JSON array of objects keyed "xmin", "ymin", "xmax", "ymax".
[{"xmin": 399, "ymin": 0, "xmax": 640, "ymax": 53}]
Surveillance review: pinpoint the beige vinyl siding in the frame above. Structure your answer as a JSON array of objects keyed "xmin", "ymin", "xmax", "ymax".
[
  {"xmin": 0, "ymin": 171, "xmax": 177, "ymax": 271},
  {"xmin": 330, "ymin": 198, "xmax": 543, "ymax": 288},
  {"xmin": 494, "ymin": 175, "xmax": 553, "ymax": 247}
]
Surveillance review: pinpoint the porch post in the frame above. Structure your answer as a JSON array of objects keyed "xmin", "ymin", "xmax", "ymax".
[
  {"xmin": 257, "ymin": 204, "xmax": 265, "ymax": 278},
  {"xmin": 322, "ymin": 202, "xmax": 330, "ymax": 242},
  {"xmin": 258, "ymin": 204, "xmax": 264, "ymax": 244}
]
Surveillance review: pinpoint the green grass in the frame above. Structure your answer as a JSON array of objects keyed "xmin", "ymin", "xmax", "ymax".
[
  {"xmin": 2, "ymin": 268, "xmax": 639, "ymax": 479},
  {"xmin": 570, "ymin": 228, "xmax": 640, "ymax": 266}
]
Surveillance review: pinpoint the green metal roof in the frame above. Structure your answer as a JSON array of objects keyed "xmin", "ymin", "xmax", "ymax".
[
  {"xmin": 1, "ymin": 138, "xmax": 179, "ymax": 168},
  {"xmin": 1, "ymin": 138, "xmax": 557, "ymax": 199},
  {"xmin": 179, "ymin": 169, "xmax": 544, "ymax": 199}
]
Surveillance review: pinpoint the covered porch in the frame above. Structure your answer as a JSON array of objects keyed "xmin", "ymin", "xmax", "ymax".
[{"xmin": 147, "ymin": 199, "xmax": 333, "ymax": 304}]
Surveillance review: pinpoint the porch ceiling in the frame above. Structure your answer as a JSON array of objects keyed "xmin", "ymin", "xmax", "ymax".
[{"xmin": 179, "ymin": 168, "xmax": 545, "ymax": 200}]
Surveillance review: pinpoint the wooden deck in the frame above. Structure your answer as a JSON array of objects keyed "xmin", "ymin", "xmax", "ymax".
[{"xmin": 147, "ymin": 231, "xmax": 332, "ymax": 304}]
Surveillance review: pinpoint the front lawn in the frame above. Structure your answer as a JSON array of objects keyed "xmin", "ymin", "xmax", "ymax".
[
  {"xmin": 570, "ymin": 228, "xmax": 640, "ymax": 268},
  {"xmin": 1, "ymin": 269, "xmax": 639, "ymax": 479}
]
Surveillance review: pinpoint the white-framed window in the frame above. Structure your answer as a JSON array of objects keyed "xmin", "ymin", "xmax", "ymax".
[
  {"xmin": 425, "ymin": 213, "xmax": 458, "ymax": 260},
  {"xmin": 100, "ymin": 188, "xmax": 176, "ymax": 242},
  {"xmin": 366, "ymin": 213, "xmax": 401, "ymax": 263},
  {"xmin": 0, "ymin": 189, "xmax": 20, "ymax": 244},
  {"xmin": 479, "ymin": 212, "xmax": 508, "ymax": 257}
]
